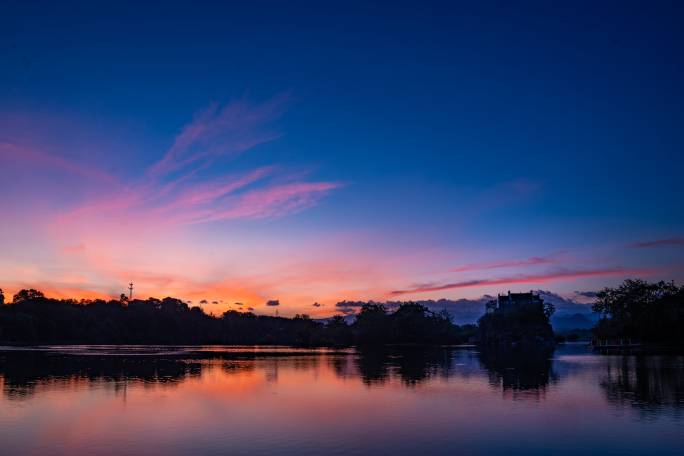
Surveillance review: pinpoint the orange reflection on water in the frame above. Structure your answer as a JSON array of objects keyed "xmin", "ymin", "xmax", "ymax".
[{"xmin": 1, "ymin": 346, "xmax": 682, "ymax": 455}]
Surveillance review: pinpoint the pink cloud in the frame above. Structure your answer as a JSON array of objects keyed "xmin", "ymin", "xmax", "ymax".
[
  {"xmin": 179, "ymin": 181, "xmax": 342, "ymax": 224},
  {"xmin": 389, "ymin": 266, "xmax": 666, "ymax": 296},
  {"xmin": 47, "ymin": 94, "xmax": 340, "ymax": 230},
  {"xmin": 60, "ymin": 244, "xmax": 86, "ymax": 253}
]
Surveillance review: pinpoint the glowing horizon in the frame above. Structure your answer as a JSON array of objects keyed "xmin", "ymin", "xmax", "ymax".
[{"xmin": 1, "ymin": 2, "xmax": 683, "ymax": 318}]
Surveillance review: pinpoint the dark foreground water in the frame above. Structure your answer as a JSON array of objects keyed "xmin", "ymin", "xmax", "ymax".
[{"xmin": 0, "ymin": 344, "xmax": 682, "ymax": 455}]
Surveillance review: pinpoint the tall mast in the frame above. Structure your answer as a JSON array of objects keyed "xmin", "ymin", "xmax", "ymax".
[{"xmin": 129, "ymin": 283, "xmax": 133, "ymax": 301}]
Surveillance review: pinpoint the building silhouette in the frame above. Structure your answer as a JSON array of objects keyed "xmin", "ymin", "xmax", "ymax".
[{"xmin": 496, "ymin": 290, "xmax": 543, "ymax": 310}]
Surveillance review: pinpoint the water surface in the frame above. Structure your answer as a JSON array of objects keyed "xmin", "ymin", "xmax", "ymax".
[{"xmin": 0, "ymin": 344, "xmax": 682, "ymax": 455}]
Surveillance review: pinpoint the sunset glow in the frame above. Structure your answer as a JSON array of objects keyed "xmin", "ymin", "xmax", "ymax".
[{"xmin": 1, "ymin": 2, "xmax": 682, "ymax": 318}]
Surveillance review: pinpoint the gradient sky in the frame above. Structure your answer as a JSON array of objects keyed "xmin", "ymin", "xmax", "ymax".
[{"xmin": 1, "ymin": 1, "xmax": 683, "ymax": 317}]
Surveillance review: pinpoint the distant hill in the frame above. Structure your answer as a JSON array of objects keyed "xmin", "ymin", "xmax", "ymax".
[{"xmin": 551, "ymin": 313, "xmax": 594, "ymax": 330}]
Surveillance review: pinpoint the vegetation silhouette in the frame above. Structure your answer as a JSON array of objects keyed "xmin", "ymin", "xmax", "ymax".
[
  {"xmin": 591, "ymin": 279, "xmax": 684, "ymax": 344},
  {"xmin": 0, "ymin": 290, "xmax": 476, "ymax": 346},
  {"xmin": 476, "ymin": 299, "xmax": 555, "ymax": 345}
]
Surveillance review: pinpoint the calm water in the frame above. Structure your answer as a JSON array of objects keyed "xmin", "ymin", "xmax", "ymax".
[{"xmin": 0, "ymin": 344, "xmax": 682, "ymax": 455}]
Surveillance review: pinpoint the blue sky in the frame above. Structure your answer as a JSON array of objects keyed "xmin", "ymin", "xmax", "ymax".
[{"xmin": 1, "ymin": 1, "xmax": 682, "ymax": 316}]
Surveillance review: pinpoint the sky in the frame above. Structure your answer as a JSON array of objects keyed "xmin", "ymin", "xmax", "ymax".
[{"xmin": 1, "ymin": 1, "xmax": 683, "ymax": 318}]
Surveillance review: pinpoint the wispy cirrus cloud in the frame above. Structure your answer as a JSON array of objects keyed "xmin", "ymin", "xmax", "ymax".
[
  {"xmin": 165, "ymin": 179, "xmax": 341, "ymax": 225},
  {"xmin": 389, "ymin": 266, "xmax": 664, "ymax": 296},
  {"xmin": 449, "ymin": 255, "xmax": 561, "ymax": 273},
  {"xmin": 0, "ymin": 95, "xmax": 347, "ymax": 308},
  {"xmin": 150, "ymin": 93, "xmax": 292, "ymax": 179},
  {"xmin": 448, "ymin": 251, "xmax": 612, "ymax": 274},
  {"xmin": 54, "ymin": 94, "xmax": 341, "ymax": 227},
  {"xmin": 631, "ymin": 237, "xmax": 684, "ymax": 248},
  {"xmin": 0, "ymin": 142, "xmax": 119, "ymax": 186}
]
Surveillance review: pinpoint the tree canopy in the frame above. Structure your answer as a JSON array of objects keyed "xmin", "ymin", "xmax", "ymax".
[{"xmin": 591, "ymin": 279, "xmax": 684, "ymax": 343}]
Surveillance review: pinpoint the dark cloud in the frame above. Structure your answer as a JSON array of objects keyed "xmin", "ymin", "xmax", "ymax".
[
  {"xmin": 334, "ymin": 298, "xmax": 491, "ymax": 323},
  {"xmin": 312, "ymin": 302, "xmax": 321, "ymax": 307},
  {"xmin": 212, "ymin": 301, "xmax": 218, "ymax": 304},
  {"xmin": 248, "ymin": 307, "xmax": 254, "ymax": 311},
  {"xmin": 536, "ymin": 290, "xmax": 592, "ymax": 314},
  {"xmin": 186, "ymin": 300, "xmax": 192, "ymax": 304},
  {"xmin": 266, "ymin": 300, "xmax": 280, "ymax": 306},
  {"xmin": 632, "ymin": 237, "xmax": 684, "ymax": 248},
  {"xmin": 199, "ymin": 299, "xmax": 208, "ymax": 304},
  {"xmin": 574, "ymin": 291, "xmax": 597, "ymax": 298},
  {"xmin": 331, "ymin": 292, "xmax": 592, "ymax": 324},
  {"xmin": 335, "ymin": 300, "xmax": 367, "ymax": 308},
  {"xmin": 235, "ymin": 302, "xmax": 242, "ymax": 306}
]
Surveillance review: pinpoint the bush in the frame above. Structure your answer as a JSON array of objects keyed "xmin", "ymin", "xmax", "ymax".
[
  {"xmin": 554, "ymin": 333, "xmax": 566, "ymax": 343},
  {"xmin": 566, "ymin": 333, "xmax": 580, "ymax": 341}
]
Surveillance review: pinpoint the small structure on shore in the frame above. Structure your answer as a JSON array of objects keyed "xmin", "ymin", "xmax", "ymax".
[{"xmin": 495, "ymin": 290, "xmax": 543, "ymax": 311}]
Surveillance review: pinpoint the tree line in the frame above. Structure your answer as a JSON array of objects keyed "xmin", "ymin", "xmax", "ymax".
[{"xmin": 0, "ymin": 289, "xmax": 476, "ymax": 346}]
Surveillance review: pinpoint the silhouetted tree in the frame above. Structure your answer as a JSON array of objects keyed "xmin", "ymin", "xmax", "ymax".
[
  {"xmin": 476, "ymin": 301, "xmax": 554, "ymax": 344},
  {"xmin": 353, "ymin": 302, "xmax": 390, "ymax": 345},
  {"xmin": 592, "ymin": 279, "xmax": 684, "ymax": 343},
  {"xmin": 12, "ymin": 289, "xmax": 44, "ymax": 303},
  {"xmin": 326, "ymin": 314, "xmax": 353, "ymax": 345},
  {"xmin": 390, "ymin": 302, "xmax": 433, "ymax": 343}
]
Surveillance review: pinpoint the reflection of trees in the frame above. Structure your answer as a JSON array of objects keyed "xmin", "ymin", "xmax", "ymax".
[
  {"xmin": 327, "ymin": 353, "xmax": 356, "ymax": 380},
  {"xmin": 354, "ymin": 348, "xmax": 391, "ymax": 385},
  {"xmin": 477, "ymin": 346, "xmax": 557, "ymax": 398},
  {"xmin": 353, "ymin": 347, "xmax": 458, "ymax": 386},
  {"xmin": 0, "ymin": 351, "xmax": 203, "ymax": 400},
  {"xmin": 599, "ymin": 354, "xmax": 684, "ymax": 418},
  {"xmin": 0, "ymin": 350, "xmax": 273, "ymax": 400}
]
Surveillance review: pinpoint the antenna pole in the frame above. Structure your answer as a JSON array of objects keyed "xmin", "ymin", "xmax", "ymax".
[{"xmin": 128, "ymin": 283, "xmax": 133, "ymax": 301}]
